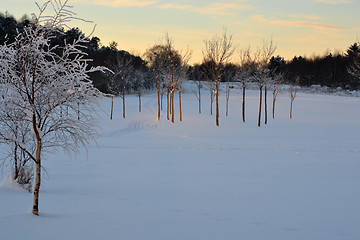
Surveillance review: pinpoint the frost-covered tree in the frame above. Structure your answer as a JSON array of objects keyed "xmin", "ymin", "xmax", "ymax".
[
  {"xmin": 0, "ymin": 0, "xmax": 105, "ymax": 215},
  {"xmin": 0, "ymin": 103, "xmax": 35, "ymax": 191}
]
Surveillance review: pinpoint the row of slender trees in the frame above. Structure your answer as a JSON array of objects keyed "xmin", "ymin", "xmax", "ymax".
[{"xmin": 2, "ymin": 11, "xmax": 359, "ymax": 127}]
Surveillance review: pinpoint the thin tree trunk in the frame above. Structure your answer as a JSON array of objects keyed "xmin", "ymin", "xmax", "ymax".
[
  {"xmin": 138, "ymin": 94, "xmax": 141, "ymax": 112},
  {"xmin": 157, "ymin": 89, "xmax": 160, "ymax": 119},
  {"xmin": 33, "ymin": 139, "xmax": 41, "ymax": 216},
  {"xmin": 171, "ymin": 89, "xmax": 175, "ymax": 123},
  {"xmin": 198, "ymin": 82, "xmax": 201, "ymax": 114},
  {"xmin": 179, "ymin": 90, "xmax": 182, "ymax": 122},
  {"xmin": 225, "ymin": 82, "xmax": 230, "ymax": 117},
  {"xmin": 122, "ymin": 91, "xmax": 125, "ymax": 119},
  {"xmin": 77, "ymin": 102, "xmax": 80, "ymax": 120},
  {"xmin": 161, "ymin": 92, "xmax": 163, "ymax": 111},
  {"xmin": 14, "ymin": 144, "xmax": 18, "ymax": 180},
  {"xmin": 242, "ymin": 85, "xmax": 246, "ymax": 123},
  {"xmin": 216, "ymin": 81, "xmax": 219, "ymax": 127},
  {"xmin": 32, "ymin": 114, "xmax": 42, "ymax": 216},
  {"xmin": 110, "ymin": 96, "xmax": 114, "ymax": 120},
  {"xmin": 264, "ymin": 86, "xmax": 268, "ymax": 125},
  {"xmin": 290, "ymin": 86, "xmax": 296, "ymax": 119},
  {"xmin": 157, "ymin": 77, "xmax": 160, "ymax": 120},
  {"xmin": 258, "ymin": 86, "xmax": 263, "ymax": 127},
  {"xmin": 272, "ymin": 90, "xmax": 277, "ymax": 119},
  {"xmin": 170, "ymin": 91, "xmax": 172, "ymax": 115},
  {"xmin": 210, "ymin": 90, "xmax": 213, "ymax": 115},
  {"xmin": 166, "ymin": 89, "xmax": 169, "ymax": 120}
]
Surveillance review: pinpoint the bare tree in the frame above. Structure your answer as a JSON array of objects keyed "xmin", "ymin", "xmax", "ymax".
[
  {"xmin": 237, "ymin": 47, "xmax": 253, "ymax": 123},
  {"xmin": 147, "ymin": 34, "xmax": 191, "ymax": 123},
  {"xmin": 108, "ymin": 51, "xmax": 135, "ymax": 119},
  {"xmin": 194, "ymin": 78, "xmax": 202, "ymax": 114},
  {"xmin": 203, "ymin": 29, "xmax": 235, "ymax": 126},
  {"xmin": 190, "ymin": 64, "xmax": 203, "ymax": 114},
  {"xmin": 133, "ymin": 71, "xmax": 146, "ymax": 113},
  {"xmin": 251, "ymin": 39, "xmax": 276, "ymax": 127},
  {"xmin": 144, "ymin": 45, "xmax": 167, "ymax": 120},
  {"xmin": 290, "ymin": 77, "xmax": 299, "ymax": 119},
  {"xmin": 177, "ymin": 81, "xmax": 183, "ymax": 121},
  {"xmin": 222, "ymin": 63, "xmax": 237, "ymax": 117},
  {"xmin": 162, "ymin": 35, "xmax": 191, "ymax": 123},
  {"xmin": 0, "ymin": 0, "xmax": 105, "ymax": 215},
  {"xmin": 272, "ymin": 73, "xmax": 283, "ymax": 119}
]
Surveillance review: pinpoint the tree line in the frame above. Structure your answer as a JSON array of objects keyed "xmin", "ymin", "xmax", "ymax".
[{"xmin": 2, "ymin": 12, "xmax": 360, "ymax": 95}]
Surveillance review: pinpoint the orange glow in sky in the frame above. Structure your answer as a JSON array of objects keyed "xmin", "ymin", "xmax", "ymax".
[{"xmin": 3, "ymin": 0, "xmax": 360, "ymax": 64}]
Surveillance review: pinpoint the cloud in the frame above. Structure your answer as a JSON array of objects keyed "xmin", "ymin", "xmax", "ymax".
[
  {"xmin": 251, "ymin": 14, "xmax": 345, "ymax": 30},
  {"xmin": 315, "ymin": 0, "xmax": 352, "ymax": 5},
  {"xmin": 289, "ymin": 14, "xmax": 321, "ymax": 21},
  {"xmin": 74, "ymin": 0, "xmax": 159, "ymax": 7},
  {"xmin": 157, "ymin": 2, "xmax": 252, "ymax": 16}
]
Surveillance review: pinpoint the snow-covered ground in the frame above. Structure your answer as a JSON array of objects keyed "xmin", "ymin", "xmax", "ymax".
[{"xmin": 1, "ymin": 82, "xmax": 360, "ymax": 240}]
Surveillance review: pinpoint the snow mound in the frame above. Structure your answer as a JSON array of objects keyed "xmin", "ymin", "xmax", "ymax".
[{"xmin": 0, "ymin": 175, "xmax": 30, "ymax": 193}]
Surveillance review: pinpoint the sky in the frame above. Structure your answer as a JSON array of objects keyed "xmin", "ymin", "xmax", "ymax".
[{"xmin": 2, "ymin": 0, "xmax": 360, "ymax": 64}]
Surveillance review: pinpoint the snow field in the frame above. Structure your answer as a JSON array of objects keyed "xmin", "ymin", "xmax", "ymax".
[{"xmin": 1, "ymin": 84, "xmax": 360, "ymax": 240}]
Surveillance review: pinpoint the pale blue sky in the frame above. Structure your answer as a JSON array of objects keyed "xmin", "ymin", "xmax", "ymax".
[{"xmin": 2, "ymin": 0, "xmax": 360, "ymax": 63}]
